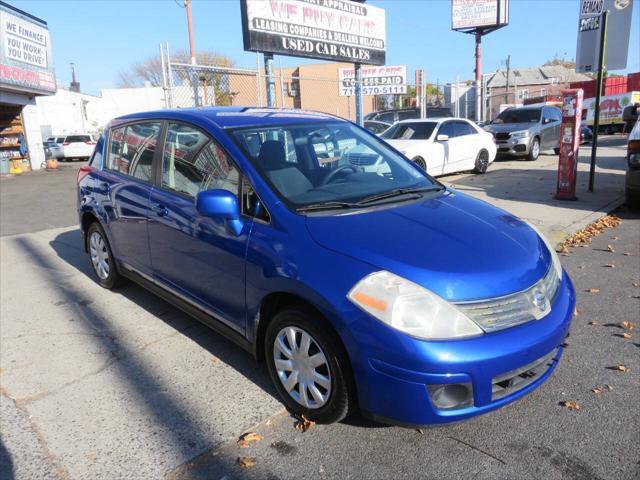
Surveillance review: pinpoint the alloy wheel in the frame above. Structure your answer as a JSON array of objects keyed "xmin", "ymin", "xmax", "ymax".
[
  {"xmin": 89, "ymin": 231, "xmax": 110, "ymax": 280},
  {"xmin": 273, "ymin": 326, "xmax": 332, "ymax": 409}
]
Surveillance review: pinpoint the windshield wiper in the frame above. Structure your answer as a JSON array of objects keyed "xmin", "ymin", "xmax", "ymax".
[
  {"xmin": 355, "ymin": 186, "xmax": 443, "ymax": 206},
  {"xmin": 296, "ymin": 201, "xmax": 359, "ymax": 213}
]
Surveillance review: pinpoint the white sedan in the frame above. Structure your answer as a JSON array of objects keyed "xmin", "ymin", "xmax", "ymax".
[{"xmin": 381, "ymin": 118, "xmax": 497, "ymax": 176}]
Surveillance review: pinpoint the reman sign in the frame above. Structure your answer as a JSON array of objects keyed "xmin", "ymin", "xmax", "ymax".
[{"xmin": 240, "ymin": 0, "xmax": 386, "ymax": 65}]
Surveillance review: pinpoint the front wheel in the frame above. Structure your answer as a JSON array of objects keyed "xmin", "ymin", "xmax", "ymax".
[
  {"xmin": 412, "ymin": 156, "xmax": 427, "ymax": 171},
  {"xmin": 472, "ymin": 150, "xmax": 489, "ymax": 174},
  {"xmin": 265, "ymin": 306, "xmax": 355, "ymax": 424},
  {"xmin": 626, "ymin": 187, "xmax": 640, "ymax": 212},
  {"xmin": 527, "ymin": 138, "xmax": 540, "ymax": 161}
]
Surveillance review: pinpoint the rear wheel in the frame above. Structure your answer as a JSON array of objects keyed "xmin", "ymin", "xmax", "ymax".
[
  {"xmin": 265, "ymin": 306, "xmax": 355, "ymax": 424},
  {"xmin": 412, "ymin": 156, "xmax": 427, "ymax": 171},
  {"xmin": 626, "ymin": 188, "xmax": 640, "ymax": 212},
  {"xmin": 472, "ymin": 150, "xmax": 489, "ymax": 174},
  {"xmin": 527, "ymin": 138, "xmax": 540, "ymax": 161},
  {"xmin": 86, "ymin": 222, "xmax": 126, "ymax": 289}
]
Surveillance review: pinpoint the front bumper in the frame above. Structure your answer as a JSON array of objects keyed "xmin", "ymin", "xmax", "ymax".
[
  {"xmin": 494, "ymin": 136, "xmax": 531, "ymax": 156},
  {"xmin": 350, "ymin": 272, "xmax": 575, "ymax": 427}
]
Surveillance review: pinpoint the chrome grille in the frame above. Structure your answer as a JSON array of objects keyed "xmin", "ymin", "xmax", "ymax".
[
  {"xmin": 346, "ymin": 152, "xmax": 379, "ymax": 166},
  {"xmin": 492, "ymin": 348, "xmax": 558, "ymax": 400},
  {"xmin": 457, "ymin": 264, "xmax": 560, "ymax": 333}
]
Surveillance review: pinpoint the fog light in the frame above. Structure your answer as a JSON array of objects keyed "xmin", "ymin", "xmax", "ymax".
[
  {"xmin": 427, "ymin": 383, "xmax": 473, "ymax": 410},
  {"xmin": 514, "ymin": 144, "xmax": 527, "ymax": 152}
]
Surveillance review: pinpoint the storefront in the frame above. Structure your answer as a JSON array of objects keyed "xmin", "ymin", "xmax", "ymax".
[{"xmin": 0, "ymin": 1, "xmax": 56, "ymax": 174}]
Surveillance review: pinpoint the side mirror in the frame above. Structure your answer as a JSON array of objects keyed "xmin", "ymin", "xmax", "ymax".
[
  {"xmin": 436, "ymin": 134, "xmax": 449, "ymax": 142},
  {"xmin": 196, "ymin": 189, "xmax": 244, "ymax": 236}
]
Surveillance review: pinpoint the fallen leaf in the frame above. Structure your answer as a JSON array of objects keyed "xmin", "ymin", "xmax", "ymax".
[
  {"xmin": 577, "ymin": 265, "xmax": 585, "ymax": 269},
  {"xmin": 621, "ymin": 332, "xmax": 632, "ymax": 339},
  {"xmin": 606, "ymin": 245, "xmax": 615, "ymax": 253},
  {"xmin": 618, "ymin": 321, "xmax": 636, "ymax": 330},
  {"xmin": 293, "ymin": 415, "xmax": 315, "ymax": 432},
  {"xmin": 633, "ymin": 283, "xmax": 639, "ymax": 288},
  {"xmin": 561, "ymin": 342, "xmax": 569, "ymax": 348},
  {"xmin": 591, "ymin": 385, "xmax": 614, "ymax": 394},
  {"xmin": 610, "ymin": 365, "xmax": 629, "ymax": 372},
  {"xmin": 623, "ymin": 252, "xmax": 632, "ymax": 256},
  {"xmin": 416, "ymin": 428, "xmax": 425, "ymax": 434},
  {"xmin": 237, "ymin": 457, "xmax": 256, "ymax": 468},
  {"xmin": 574, "ymin": 307, "xmax": 580, "ymax": 316},
  {"xmin": 237, "ymin": 432, "xmax": 263, "ymax": 448},
  {"xmin": 557, "ymin": 215, "xmax": 621, "ymax": 251},
  {"xmin": 558, "ymin": 245, "xmax": 570, "ymax": 254},
  {"xmin": 560, "ymin": 400, "xmax": 580, "ymax": 410},
  {"xmin": 588, "ymin": 321, "xmax": 599, "ymax": 325},
  {"xmin": 611, "ymin": 236, "xmax": 619, "ymax": 240},
  {"xmin": 586, "ymin": 288, "xmax": 600, "ymax": 293},
  {"xmin": 602, "ymin": 264, "xmax": 615, "ymax": 268}
]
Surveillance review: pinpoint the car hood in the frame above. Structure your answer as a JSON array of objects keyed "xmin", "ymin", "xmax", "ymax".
[
  {"xmin": 484, "ymin": 123, "xmax": 537, "ymax": 133},
  {"xmin": 305, "ymin": 190, "xmax": 550, "ymax": 302}
]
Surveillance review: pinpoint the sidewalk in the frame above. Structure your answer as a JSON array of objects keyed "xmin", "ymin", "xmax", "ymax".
[{"xmin": 441, "ymin": 135, "xmax": 628, "ymax": 246}]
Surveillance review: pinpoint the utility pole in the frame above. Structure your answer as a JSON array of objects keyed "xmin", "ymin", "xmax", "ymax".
[
  {"xmin": 185, "ymin": 0, "xmax": 196, "ymax": 65},
  {"xmin": 474, "ymin": 32, "xmax": 482, "ymax": 122},
  {"xmin": 504, "ymin": 54, "xmax": 511, "ymax": 106}
]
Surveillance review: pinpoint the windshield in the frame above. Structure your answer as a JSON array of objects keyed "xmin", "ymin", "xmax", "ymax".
[
  {"xmin": 494, "ymin": 108, "xmax": 541, "ymax": 124},
  {"xmin": 230, "ymin": 121, "xmax": 436, "ymax": 209},
  {"xmin": 381, "ymin": 122, "xmax": 437, "ymax": 140}
]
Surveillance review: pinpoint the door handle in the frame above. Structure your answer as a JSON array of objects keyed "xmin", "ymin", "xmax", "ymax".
[{"xmin": 152, "ymin": 203, "xmax": 168, "ymax": 217}]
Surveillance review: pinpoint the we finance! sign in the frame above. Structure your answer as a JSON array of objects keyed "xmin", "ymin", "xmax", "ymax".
[
  {"xmin": 0, "ymin": 3, "xmax": 56, "ymax": 95},
  {"xmin": 339, "ymin": 65, "xmax": 407, "ymax": 96},
  {"xmin": 240, "ymin": 0, "xmax": 386, "ymax": 65}
]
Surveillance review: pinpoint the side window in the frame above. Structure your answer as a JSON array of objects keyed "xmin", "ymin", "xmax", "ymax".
[
  {"xmin": 438, "ymin": 122, "xmax": 456, "ymax": 138},
  {"xmin": 454, "ymin": 121, "xmax": 476, "ymax": 136},
  {"xmin": 553, "ymin": 108, "xmax": 562, "ymax": 122},
  {"xmin": 107, "ymin": 122, "xmax": 161, "ymax": 182},
  {"xmin": 89, "ymin": 135, "xmax": 104, "ymax": 167},
  {"xmin": 241, "ymin": 176, "xmax": 270, "ymax": 222},
  {"xmin": 376, "ymin": 112, "xmax": 395, "ymax": 123},
  {"xmin": 162, "ymin": 123, "xmax": 239, "ymax": 198}
]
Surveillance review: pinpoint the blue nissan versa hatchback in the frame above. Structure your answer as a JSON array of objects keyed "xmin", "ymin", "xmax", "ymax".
[{"xmin": 77, "ymin": 107, "xmax": 575, "ymax": 426}]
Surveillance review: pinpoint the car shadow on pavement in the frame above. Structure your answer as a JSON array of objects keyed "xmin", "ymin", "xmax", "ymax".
[
  {"xmin": 447, "ymin": 168, "xmax": 626, "ymax": 212},
  {"xmin": 7, "ymin": 229, "xmax": 283, "ymax": 478},
  {"xmin": 0, "ymin": 439, "xmax": 14, "ymax": 480}
]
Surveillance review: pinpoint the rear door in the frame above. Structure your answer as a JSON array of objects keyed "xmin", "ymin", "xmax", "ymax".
[
  {"xmin": 101, "ymin": 121, "xmax": 162, "ymax": 273},
  {"xmin": 148, "ymin": 122, "xmax": 248, "ymax": 333},
  {"xmin": 451, "ymin": 121, "xmax": 479, "ymax": 171},
  {"xmin": 540, "ymin": 108, "xmax": 560, "ymax": 149},
  {"xmin": 436, "ymin": 121, "xmax": 460, "ymax": 175}
]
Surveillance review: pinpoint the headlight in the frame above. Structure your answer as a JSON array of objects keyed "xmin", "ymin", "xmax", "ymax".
[
  {"xmin": 628, "ymin": 152, "xmax": 640, "ymax": 168},
  {"xmin": 511, "ymin": 130, "xmax": 530, "ymax": 139},
  {"xmin": 525, "ymin": 222, "xmax": 563, "ymax": 280},
  {"xmin": 347, "ymin": 271, "xmax": 483, "ymax": 340}
]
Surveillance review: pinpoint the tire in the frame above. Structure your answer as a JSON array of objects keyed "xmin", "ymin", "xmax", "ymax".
[
  {"xmin": 527, "ymin": 137, "xmax": 540, "ymax": 161},
  {"xmin": 86, "ymin": 222, "xmax": 127, "ymax": 289},
  {"xmin": 265, "ymin": 305, "xmax": 355, "ymax": 424},
  {"xmin": 626, "ymin": 188, "xmax": 640, "ymax": 212},
  {"xmin": 472, "ymin": 150, "xmax": 489, "ymax": 174},
  {"xmin": 412, "ymin": 156, "xmax": 427, "ymax": 171}
]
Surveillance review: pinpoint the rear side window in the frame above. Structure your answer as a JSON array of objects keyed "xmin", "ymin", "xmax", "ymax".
[
  {"xmin": 438, "ymin": 122, "xmax": 456, "ymax": 138},
  {"xmin": 65, "ymin": 135, "xmax": 92, "ymax": 143},
  {"xmin": 107, "ymin": 122, "xmax": 161, "ymax": 182},
  {"xmin": 454, "ymin": 121, "xmax": 476, "ymax": 136},
  {"xmin": 89, "ymin": 136, "xmax": 104, "ymax": 167},
  {"xmin": 161, "ymin": 123, "xmax": 239, "ymax": 198}
]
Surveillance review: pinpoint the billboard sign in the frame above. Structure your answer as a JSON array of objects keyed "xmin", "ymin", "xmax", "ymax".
[
  {"xmin": 451, "ymin": 0, "xmax": 509, "ymax": 31},
  {"xmin": 575, "ymin": 0, "xmax": 634, "ymax": 73},
  {"xmin": 338, "ymin": 65, "xmax": 406, "ymax": 96},
  {"xmin": 240, "ymin": 0, "xmax": 386, "ymax": 65},
  {"xmin": 0, "ymin": 2, "xmax": 56, "ymax": 95}
]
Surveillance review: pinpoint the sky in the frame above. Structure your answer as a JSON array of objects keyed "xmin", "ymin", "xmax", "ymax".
[{"xmin": 12, "ymin": 0, "xmax": 640, "ymax": 96}]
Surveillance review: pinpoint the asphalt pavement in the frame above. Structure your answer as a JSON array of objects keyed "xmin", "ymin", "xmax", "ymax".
[{"xmin": 0, "ymin": 148, "xmax": 638, "ymax": 480}]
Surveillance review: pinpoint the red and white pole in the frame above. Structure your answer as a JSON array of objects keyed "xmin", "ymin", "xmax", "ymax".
[{"xmin": 555, "ymin": 89, "xmax": 584, "ymax": 201}]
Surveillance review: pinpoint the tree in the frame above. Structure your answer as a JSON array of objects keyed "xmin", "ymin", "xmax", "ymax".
[
  {"xmin": 117, "ymin": 50, "xmax": 235, "ymax": 88},
  {"xmin": 543, "ymin": 55, "xmax": 576, "ymax": 70}
]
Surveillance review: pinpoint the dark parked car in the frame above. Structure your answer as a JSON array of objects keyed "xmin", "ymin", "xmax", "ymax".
[
  {"xmin": 626, "ymin": 120, "xmax": 640, "ymax": 211},
  {"xmin": 363, "ymin": 120, "xmax": 391, "ymax": 135},
  {"xmin": 365, "ymin": 107, "xmax": 452, "ymax": 124},
  {"xmin": 77, "ymin": 107, "xmax": 575, "ymax": 427}
]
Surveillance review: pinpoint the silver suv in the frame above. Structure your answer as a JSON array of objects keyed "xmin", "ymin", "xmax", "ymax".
[{"xmin": 484, "ymin": 106, "xmax": 562, "ymax": 161}]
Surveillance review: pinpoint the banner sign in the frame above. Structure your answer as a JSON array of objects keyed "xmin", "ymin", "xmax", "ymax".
[
  {"xmin": 240, "ymin": 0, "xmax": 386, "ymax": 65},
  {"xmin": 555, "ymin": 89, "xmax": 584, "ymax": 201},
  {"xmin": 0, "ymin": 3, "xmax": 56, "ymax": 95},
  {"xmin": 451, "ymin": 0, "xmax": 509, "ymax": 31},
  {"xmin": 575, "ymin": 0, "xmax": 634, "ymax": 73},
  {"xmin": 338, "ymin": 65, "xmax": 406, "ymax": 96}
]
